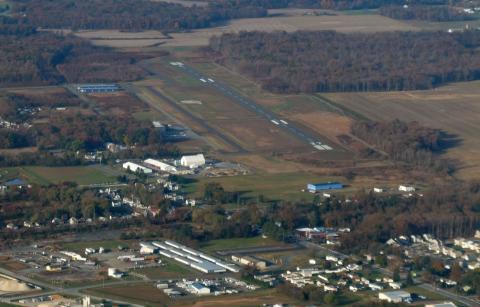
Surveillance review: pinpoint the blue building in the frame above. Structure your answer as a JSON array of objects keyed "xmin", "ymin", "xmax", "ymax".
[
  {"xmin": 76, "ymin": 84, "xmax": 119, "ymax": 93},
  {"xmin": 307, "ymin": 182, "xmax": 343, "ymax": 193}
]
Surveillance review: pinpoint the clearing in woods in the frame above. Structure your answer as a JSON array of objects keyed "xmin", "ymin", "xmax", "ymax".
[
  {"xmin": 324, "ymin": 81, "xmax": 480, "ymax": 180},
  {"xmin": 154, "ymin": 13, "xmax": 417, "ymax": 47}
]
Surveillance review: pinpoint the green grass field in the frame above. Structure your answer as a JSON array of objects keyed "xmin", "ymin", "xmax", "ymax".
[
  {"xmin": 136, "ymin": 257, "xmax": 200, "ymax": 279},
  {"xmin": 0, "ymin": 166, "xmax": 118, "ymax": 186},
  {"xmin": 185, "ymin": 172, "xmax": 345, "ymax": 202},
  {"xmin": 199, "ymin": 236, "xmax": 281, "ymax": 253}
]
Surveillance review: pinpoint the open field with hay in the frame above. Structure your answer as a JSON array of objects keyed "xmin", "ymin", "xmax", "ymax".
[
  {"xmin": 324, "ymin": 81, "xmax": 480, "ymax": 180},
  {"xmin": 74, "ymin": 29, "xmax": 169, "ymax": 48},
  {"xmin": 71, "ymin": 10, "xmax": 415, "ymax": 50},
  {"xmin": 158, "ymin": 13, "xmax": 416, "ymax": 47}
]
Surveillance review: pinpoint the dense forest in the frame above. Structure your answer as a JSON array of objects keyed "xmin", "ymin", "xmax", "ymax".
[
  {"xmin": 351, "ymin": 120, "xmax": 455, "ymax": 173},
  {"xmin": 208, "ymin": 30, "xmax": 480, "ymax": 93},
  {"xmin": 0, "ymin": 16, "xmax": 151, "ymax": 86},
  {"xmin": 12, "ymin": 0, "xmax": 266, "ymax": 31},
  {"xmin": 380, "ymin": 5, "xmax": 475, "ymax": 21}
]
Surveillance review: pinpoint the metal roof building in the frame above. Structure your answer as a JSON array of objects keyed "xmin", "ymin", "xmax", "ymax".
[
  {"xmin": 152, "ymin": 240, "xmax": 239, "ymax": 274},
  {"xmin": 307, "ymin": 182, "xmax": 343, "ymax": 193}
]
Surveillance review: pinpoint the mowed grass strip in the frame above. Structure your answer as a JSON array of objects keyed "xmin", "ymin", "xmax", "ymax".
[
  {"xmin": 185, "ymin": 172, "xmax": 342, "ymax": 202},
  {"xmin": 18, "ymin": 166, "xmax": 116, "ymax": 185},
  {"xmin": 199, "ymin": 236, "xmax": 281, "ymax": 253},
  {"xmin": 84, "ymin": 283, "xmax": 171, "ymax": 305}
]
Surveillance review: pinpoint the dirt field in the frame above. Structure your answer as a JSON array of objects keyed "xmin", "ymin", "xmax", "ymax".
[
  {"xmin": 158, "ymin": 13, "xmax": 416, "ymax": 47},
  {"xmin": 70, "ymin": 11, "xmax": 415, "ymax": 49},
  {"xmin": 73, "ymin": 30, "xmax": 168, "ymax": 48},
  {"xmin": 324, "ymin": 81, "xmax": 480, "ymax": 180},
  {"xmin": 88, "ymin": 91, "xmax": 149, "ymax": 117}
]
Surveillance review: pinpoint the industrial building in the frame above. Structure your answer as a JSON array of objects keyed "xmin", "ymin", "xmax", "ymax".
[
  {"xmin": 76, "ymin": 84, "xmax": 119, "ymax": 93},
  {"xmin": 151, "ymin": 240, "xmax": 239, "ymax": 274},
  {"xmin": 144, "ymin": 158, "xmax": 177, "ymax": 174},
  {"xmin": 378, "ymin": 291, "xmax": 411, "ymax": 303},
  {"xmin": 398, "ymin": 185, "xmax": 415, "ymax": 192},
  {"xmin": 122, "ymin": 162, "xmax": 152, "ymax": 174},
  {"xmin": 180, "ymin": 154, "xmax": 205, "ymax": 169},
  {"xmin": 307, "ymin": 182, "xmax": 343, "ymax": 193},
  {"xmin": 231, "ymin": 255, "xmax": 267, "ymax": 270}
]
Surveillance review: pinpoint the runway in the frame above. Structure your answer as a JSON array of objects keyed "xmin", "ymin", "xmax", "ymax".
[{"xmin": 170, "ymin": 61, "xmax": 334, "ymax": 152}]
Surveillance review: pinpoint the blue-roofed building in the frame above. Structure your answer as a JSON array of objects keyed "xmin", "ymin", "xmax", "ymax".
[
  {"xmin": 76, "ymin": 84, "xmax": 120, "ymax": 93},
  {"xmin": 4, "ymin": 178, "xmax": 27, "ymax": 187},
  {"xmin": 307, "ymin": 182, "xmax": 343, "ymax": 193}
]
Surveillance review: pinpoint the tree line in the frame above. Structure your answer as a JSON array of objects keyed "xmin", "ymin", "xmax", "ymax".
[
  {"xmin": 380, "ymin": 5, "xmax": 475, "ymax": 21},
  {"xmin": 0, "ymin": 17, "xmax": 151, "ymax": 86},
  {"xmin": 12, "ymin": 0, "xmax": 266, "ymax": 32},
  {"xmin": 207, "ymin": 30, "xmax": 480, "ymax": 93},
  {"xmin": 351, "ymin": 119, "xmax": 456, "ymax": 173},
  {"xmin": 208, "ymin": 0, "xmax": 451, "ymax": 10}
]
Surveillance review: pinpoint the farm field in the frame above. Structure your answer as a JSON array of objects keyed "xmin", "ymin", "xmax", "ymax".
[
  {"xmin": 74, "ymin": 29, "xmax": 168, "ymax": 48},
  {"xmin": 158, "ymin": 13, "xmax": 417, "ymax": 47},
  {"xmin": 324, "ymin": 81, "xmax": 480, "ymax": 180},
  {"xmin": 71, "ymin": 11, "xmax": 416, "ymax": 50},
  {"xmin": 0, "ymin": 166, "xmax": 118, "ymax": 185}
]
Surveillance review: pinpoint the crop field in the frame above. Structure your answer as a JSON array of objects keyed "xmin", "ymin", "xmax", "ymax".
[
  {"xmin": 154, "ymin": 12, "xmax": 416, "ymax": 47},
  {"xmin": 73, "ymin": 30, "xmax": 168, "ymax": 49},
  {"xmin": 10, "ymin": 166, "xmax": 117, "ymax": 185},
  {"xmin": 324, "ymin": 81, "xmax": 480, "ymax": 180}
]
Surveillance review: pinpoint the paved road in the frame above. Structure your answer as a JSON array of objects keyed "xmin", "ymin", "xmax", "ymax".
[{"xmin": 419, "ymin": 283, "xmax": 479, "ymax": 307}]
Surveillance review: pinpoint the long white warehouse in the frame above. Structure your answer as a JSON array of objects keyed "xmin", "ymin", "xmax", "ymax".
[
  {"xmin": 144, "ymin": 158, "xmax": 177, "ymax": 173},
  {"xmin": 151, "ymin": 240, "xmax": 239, "ymax": 274},
  {"xmin": 123, "ymin": 162, "xmax": 152, "ymax": 174}
]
